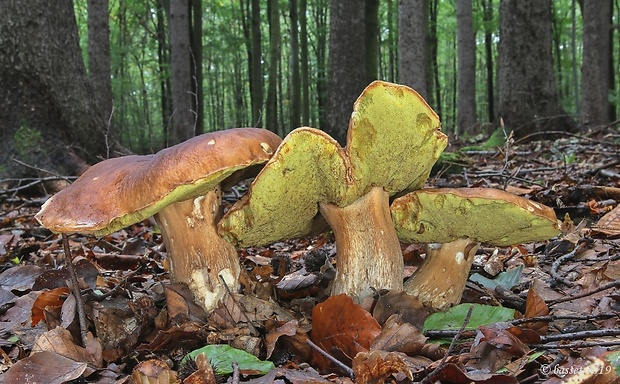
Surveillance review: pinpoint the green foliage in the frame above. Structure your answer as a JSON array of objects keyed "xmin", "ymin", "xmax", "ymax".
[
  {"xmin": 422, "ymin": 303, "xmax": 515, "ymax": 333},
  {"xmin": 14, "ymin": 123, "xmax": 42, "ymax": 159},
  {"xmin": 181, "ymin": 344, "xmax": 274, "ymax": 375}
]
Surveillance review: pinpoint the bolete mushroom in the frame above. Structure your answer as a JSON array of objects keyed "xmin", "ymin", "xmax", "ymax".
[
  {"xmin": 218, "ymin": 81, "xmax": 448, "ymax": 302},
  {"xmin": 35, "ymin": 128, "xmax": 282, "ymax": 312},
  {"xmin": 391, "ymin": 187, "xmax": 560, "ymax": 310}
]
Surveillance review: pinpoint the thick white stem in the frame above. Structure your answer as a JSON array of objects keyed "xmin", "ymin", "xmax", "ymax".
[
  {"xmin": 404, "ymin": 238, "xmax": 479, "ymax": 310},
  {"xmin": 319, "ymin": 186, "xmax": 404, "ymax": 302},
  {"xmin": 155, "ymin": 187, "xmax": 240, "ymax": 312}
]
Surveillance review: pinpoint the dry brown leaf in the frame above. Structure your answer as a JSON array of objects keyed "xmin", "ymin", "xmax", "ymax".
[
  {"xmin": 311, "ymin": 294, "xmax": 381, "ymax": 373},
  {"xmin": 32, "ymin": 327, "xmax": 102, "ymax": 369},
  {"xmin": 31, "ymin": 286, "xmax": 71, "ymax": 326},
  {"xmin": 0, "ymin": 351, "xmax": 88, "ymax": 384},
  {"xmin": 523, "ymin": 279, "xmax": 550, "ymax": 334},
  {"xmin": 372, "ymin": 290, "xmax": 430, "ymax": 329},
  {"xmin": 352, "ymin": 350, "xmax": 412, "ymax": 384},
  {"xmin": 132, "ymin": 359, "xmax": 180, "ymax": 384},
  {"xmin": 592, "ymin": 204, "xmax": 620, "ymax": 236},
  {"xmin": 370, "ymin": 315, "xmax": 427, "ymax": 355}
]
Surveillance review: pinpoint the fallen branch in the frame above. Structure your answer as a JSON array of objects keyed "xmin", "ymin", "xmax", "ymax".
[
  {"xmin": 306, "ymin": 339, "xmax": 355, "ymax": 379},
  {"xmin": 548, "ymin": 280, "xmax": 620, "ymax": 306}
]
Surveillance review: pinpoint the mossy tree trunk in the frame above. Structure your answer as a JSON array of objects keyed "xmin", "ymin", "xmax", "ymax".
[{"xmin": 0, "ymin": 0, "xmax": 122, "ymax": 186}]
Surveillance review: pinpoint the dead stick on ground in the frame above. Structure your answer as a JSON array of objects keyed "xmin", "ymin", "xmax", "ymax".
[
  {"xmin": 548, "ymin": 280, "xmax": 620, "ymax": 306},
  {"xmin": 306, "ymin": 339, "xmax": 355, "ymax": 379},
  {"xmin": 62, "ymin": 234, "xmax": 89, "ymax": 347}
]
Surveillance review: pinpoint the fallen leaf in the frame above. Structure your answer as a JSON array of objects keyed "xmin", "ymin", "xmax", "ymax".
[
  {"xmin": 311, "ymin": 294, "xmax": 381, "ymax": 373},
  {"xmin": 0, "ymin": 351, "xmax": 88, "ymax": 384},
  {"xmin": 353, "ymin": 350, "xmax": 412, "ymax": 384},
  {"xmin": 523, "ymin": 279, "xmax": 550, "ymax": 334}
]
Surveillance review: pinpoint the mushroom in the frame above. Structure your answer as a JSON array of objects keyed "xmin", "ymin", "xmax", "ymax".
[
  {"xmin": 35, "ymin": 128, "xmax": 282, "ymax": 312},
  {"xmin": 218, "ymin": 81, "xmax": 448, "ymax": 302},
  {"xmin": 391, "ymin": 187, "xmax": 561, "ymax": 310}
]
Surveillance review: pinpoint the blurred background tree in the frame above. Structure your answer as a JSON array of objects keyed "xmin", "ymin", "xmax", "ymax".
[{"xmin": 1, "ymin": 0, "xmax": 617, "ymax": 181}]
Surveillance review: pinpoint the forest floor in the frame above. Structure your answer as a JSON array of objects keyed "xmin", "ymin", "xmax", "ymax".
[{"xmin": 2, "ymin": 127, "xmax": 620, "ymax": 383}]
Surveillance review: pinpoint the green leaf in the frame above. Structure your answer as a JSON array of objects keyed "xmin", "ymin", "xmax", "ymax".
[
  {"xmin": 606, "ymin": 350, "xmax": 620, "ymax": 376},
  {"xmin": 181, "ymin": 344, "xmax": 274, "ymax": 375},
  {"xmin": 423, "ymin": 303, "xmax": 515, "ymax": 333},
  {"xmin": 469, "ymin": 265, "xmax": 524, "ymax": 290}
]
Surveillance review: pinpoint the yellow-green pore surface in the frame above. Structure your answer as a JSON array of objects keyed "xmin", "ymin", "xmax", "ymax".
[
  {"xmin": 35, "ymin": 128, "xmax": 282, "ymax": 236},
  {"xmin": 391, "ymin": 188, "xmax": 561, "ymax": 246},
  {"xmin": 219, "ymin": 81, "xmax": 448, "ymax": 247}
]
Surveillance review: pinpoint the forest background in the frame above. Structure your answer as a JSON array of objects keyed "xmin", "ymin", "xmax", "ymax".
[{"xmin": 0, "ymin": 0, "xmax": 617, "ymax": 182}]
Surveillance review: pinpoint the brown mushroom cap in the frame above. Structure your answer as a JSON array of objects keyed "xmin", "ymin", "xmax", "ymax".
[
  {"xmin": 35, "ymin": 128, "xmax": 282, "ymax": 236},
  {"xmin": 391, "ymin": 187, "xmax": 561, "ymax": 246}
]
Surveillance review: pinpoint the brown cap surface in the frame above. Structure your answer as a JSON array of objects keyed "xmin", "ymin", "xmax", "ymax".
[{"xmin": 36, "ymin": 128, "xmax": 281, "ymax": 236}]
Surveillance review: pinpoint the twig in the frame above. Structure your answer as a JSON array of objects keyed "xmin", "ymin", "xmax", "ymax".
[
  {"xmin": 538, "ymin": 328, "xmax": 620, "ymax": 343},
  {"xmin": 305, "ymin": 339, "xmax": 355, "ymax": 379},
  {"xmin": 230, "ymin": 361, "xmax": 240, "ymax": 384},
  {"xmin": 11, "ymin": 158, "xmax": 73, "ymax": 181},
  {"xmin": 548, "ymin": 280, "xmax": 620, "ymax": 306},
  {"xmin": 530, "ymin": 340, "xmax": 620, "ymax": 349},
  {"xmin": 425, "ymin": 313, "xmax": 619, "ymax": 339},
  {"xmin": 420, "ymin": 305, "xmax": 474, "ymax": 384},
  {"xmin": 510, "ymin": 313, "xmax": 618, "ymax": 326},
  {"xmin": 550, "ymin": 241, "xmax": 587, "ymax": 286},
  {"xmin": 62, "ymin": 234, "xmax": 89, "ymax": 347}
]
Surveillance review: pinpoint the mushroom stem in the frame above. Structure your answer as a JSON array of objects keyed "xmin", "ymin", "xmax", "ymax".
[
  {"xmin": 319, "ymin": 186, "xmax": 403, "ymax": 302},
  {"xmin": 155, "ymin": 186, "xmax": 240, "ymax": 312},
  {"xmin": 403, "ymin": 238, "xmax": 480, "ymax": 310}
]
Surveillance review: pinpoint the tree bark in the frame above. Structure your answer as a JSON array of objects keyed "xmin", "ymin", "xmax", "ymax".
[
  {"xmin": 191, "ymin": 0, "xmax": 204, "ymax": 135},
  {"xmin": 365, "ymin": 0, "xmax": 380, "ymax": 83},
  {"xmin": 0, "ymin": 0, "xmax": 118, "ymax": 183},
  {"xmin": 250, "ymin": 0, "xmax": 263, "ymax": 127},
  {"xmin": 581, "ymin": 1, "xmax": 612, "ymax": 126},
  {"xmin": 398, "ymin": 0, "xmax": 431, "ymax": 101},
  {"xmin": 497, "ymin": 0, "xmax": 575, "ymax": 139},
  {"xmin": 326, "ymin": 0, "xmax": 367, "ymax": 145},
  {"xmin": 88, "ymin": 0, "xmax": 113, "ymax": 140},
  {"xmin": 299, "ymin": 0, "xmax": 310, "ymax": 126},
  {"xmin": 315, "ymin": 0, "xmax": 328, "ymax": 130},
  {"xmin": 481, "ymin": 0, "xmax": 495, "ymax": 123},
  {"xmin": 170, "ymin": 0, "xmax": 195, "ymax": 144},
  {"xmin": 266, "ymin": 0, "xmax": 281, "ymax": 135},
  {"xmin": 289, "ymin": 0, "xmax": 301, "ymax": 129},
  {"xmin": 456, "ymin": 0, "xmax": 476, "ymax": 135}
]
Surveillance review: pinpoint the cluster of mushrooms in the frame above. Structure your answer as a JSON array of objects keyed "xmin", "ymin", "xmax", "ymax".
[{"xmin": 36, "ymin": 81, "xmax": 560, "ymax": 313}]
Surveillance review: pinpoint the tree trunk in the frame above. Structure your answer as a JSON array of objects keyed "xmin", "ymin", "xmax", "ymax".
[
  {"xmin": 191, "ymin": 0, "xmax": 204, "ymax": 134},
  {"xmin": 156, "ymin": 0, "xmax": 172, "ymax": 147},
  {"xmin": 88, "ymin": 0, "xmax": 113, "ymax": 142},
  {"xmin": 365, "ymin": 0, "xmax": 380, "ymax": 83},
  {"xmin": 289, "ymin": 0, "xmax": 301, "ymax": 129},
  {"xmin": 326, "ymin": 0, "xmax": 366, "ymax": 145},
  {"xmin": 250, "ymin": 0, "xmax": 263, "ymax": 127},
  {"xmin": 266, "ymin": 0, "xmax": 281, "ymax": 135},
  {"xmin": 170, "ymin": 0, "xmax": 195, "ymax": 144},
  {"xmin": 315, "ymin": 0, "xmax": 328, "ymax": 130},
  {"xmin": 581, "ymin": 1, "xmax": 612, "ymax": 126},
  {"xmin": 456, "ymin": 0, "xmax": 476, "ymax": 135},
  {"xmin": 0, "ymin": 0, "xmax": 118, "ymax": 183},
  {"xmin": 497, "ymin": 0, "xmax": 575, "ymax": 139},
  {"xmin": 481, "ymin": 0, "xmax": 495, "ymax": 123},
  {"xmin": 299, "ymin": 0, "xmax": 310, "ymax": 126},
  {"xmin": 398, "ymin": 0, "xmax": 431, "ymax": 101}
]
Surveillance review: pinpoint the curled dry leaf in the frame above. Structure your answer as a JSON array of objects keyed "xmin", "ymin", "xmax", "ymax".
[
  {"xmin": 132, "ymin": 359, "xmax": 180, "ymax": 384},
  {"xmin": 352, "ymin": 350, "xmax": 413, "ymax": 384},
  {"xmin": 370, "ymin": 315, "xmax": 427, "ymax": 356}
]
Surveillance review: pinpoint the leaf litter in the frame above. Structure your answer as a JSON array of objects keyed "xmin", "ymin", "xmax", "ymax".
[{"xmin": 1, "ymin": 128, "xmax": 620, "ymax": 383}]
